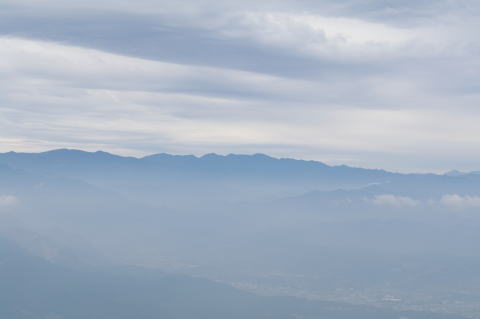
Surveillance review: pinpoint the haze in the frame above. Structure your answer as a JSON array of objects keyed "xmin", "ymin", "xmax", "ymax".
[{"xmin": 2, "ymin": 1, "xmax": 480, "ymax": 319}]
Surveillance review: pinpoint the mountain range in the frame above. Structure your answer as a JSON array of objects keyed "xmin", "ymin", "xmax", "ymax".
[{"xmin": 2, "ymin": 149, "xmax": 480, "ymax": 318}]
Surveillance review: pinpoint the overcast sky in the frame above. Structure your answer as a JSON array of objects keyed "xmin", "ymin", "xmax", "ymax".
[{"xmin": 1, "ymin": 0, "xmax": 480, "ymax": 172}]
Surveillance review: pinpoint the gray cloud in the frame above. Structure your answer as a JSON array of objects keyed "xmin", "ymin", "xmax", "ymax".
[{"xmin": 1, "ymin": 1, "xmax": 480, "ymax": 171}]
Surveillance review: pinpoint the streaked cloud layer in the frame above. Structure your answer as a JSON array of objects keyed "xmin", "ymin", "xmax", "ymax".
[{"xmin": 2, "ymin": 0, "xmax": 480, "ymax": 171}]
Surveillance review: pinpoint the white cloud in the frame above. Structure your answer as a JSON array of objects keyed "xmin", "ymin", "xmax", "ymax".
[
  {"xmin": 440, "ymin": 194, "xmax": 480, "ymax": 210},
  {"xmin": 372, "ymin": 194, "xmax": 419, "ymax": 207},
  {"xmin": 0, "ymin": 195, "xmax": 18, "ymax": 207},
  {"xmin": 2, "ymin": 1, "xmax": 480, "ymax": 171},
  {"xmin": 370, "ymin": 194, "xmax": 480, "ymax": 210},
  {"xmin": 223, "ymin": 12, "xmax": 422, "ymax": 59},
  {"xmin": 2, "ymin": 36, "xmax": 480, "ymax": 171}
]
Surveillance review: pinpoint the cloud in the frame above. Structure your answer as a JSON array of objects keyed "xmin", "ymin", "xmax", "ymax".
[
  {"xmin": 440, "ymin": 194, "xmax": 480, "ymax": 210},
  {"xmin": 1, "ymin": 1, "xmax": 480, "ymax": 171},
  {"xmin": 372, "ymin": 194, "xmax": 419, "ymax": 207},
  {"xmin": 0, "ymin": 195, "xmax": 18, "ymax": 207},
  {"xmin": 370, "ymin": 194, "xmax": 480, "ymax": 210}
]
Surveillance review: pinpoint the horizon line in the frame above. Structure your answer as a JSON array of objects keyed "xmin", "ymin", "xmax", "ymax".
[{"xmin": 0, "ymin": 148, "xmax": 462, "ymax": 176}]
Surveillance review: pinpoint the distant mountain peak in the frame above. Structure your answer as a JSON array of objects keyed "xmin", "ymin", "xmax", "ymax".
[
  {"xmin": 199, "ymin": 153, "xmax": 275, "ymax": 161},
  {"xmin": 42, "ymin": 148, "xmax": 86, "ymax": 154},
  {"xmin": 0, "ymin": 149, "xmax": 395, "ymax": 177},
  {"xmin": 201, "ymin": 153, "xmax": 222, "ymax": 159},
  {"xmin": 444, "ymin": 169, "xmax": 466, "ymax": 177}
]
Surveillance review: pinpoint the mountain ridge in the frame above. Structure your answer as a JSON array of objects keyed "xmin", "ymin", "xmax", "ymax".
[
  {"xmin": 0, "ymin": 148, "xmax": 395, "ymax": 174},
  {"xmin": 2, "ymin": 148, "xmax": 479, "ymax": 207}
]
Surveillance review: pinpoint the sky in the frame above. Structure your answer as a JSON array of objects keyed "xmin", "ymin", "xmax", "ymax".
[{"xmin": 1, "ymin": 0, "xmax": 480, "ymax": 172}]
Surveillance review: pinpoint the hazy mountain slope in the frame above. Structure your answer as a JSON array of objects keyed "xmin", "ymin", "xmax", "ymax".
[
  {"xmin": 3, "ymin": 150, "xmax": 480, "ymax": 317},
  {"xmin": 0, "ymin": 149, "xmax": 398, "ymax": 206},
  {"xmin": 0, "ymin": 239, "xmax": 466, "ymax": 319},
  {"xmin": 0, "ymin": 149, "xmax": 392, "ymax": 182},
  {"xmin": 3, "ymin": 149, "xmax": 479, "ymax": 204}
]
